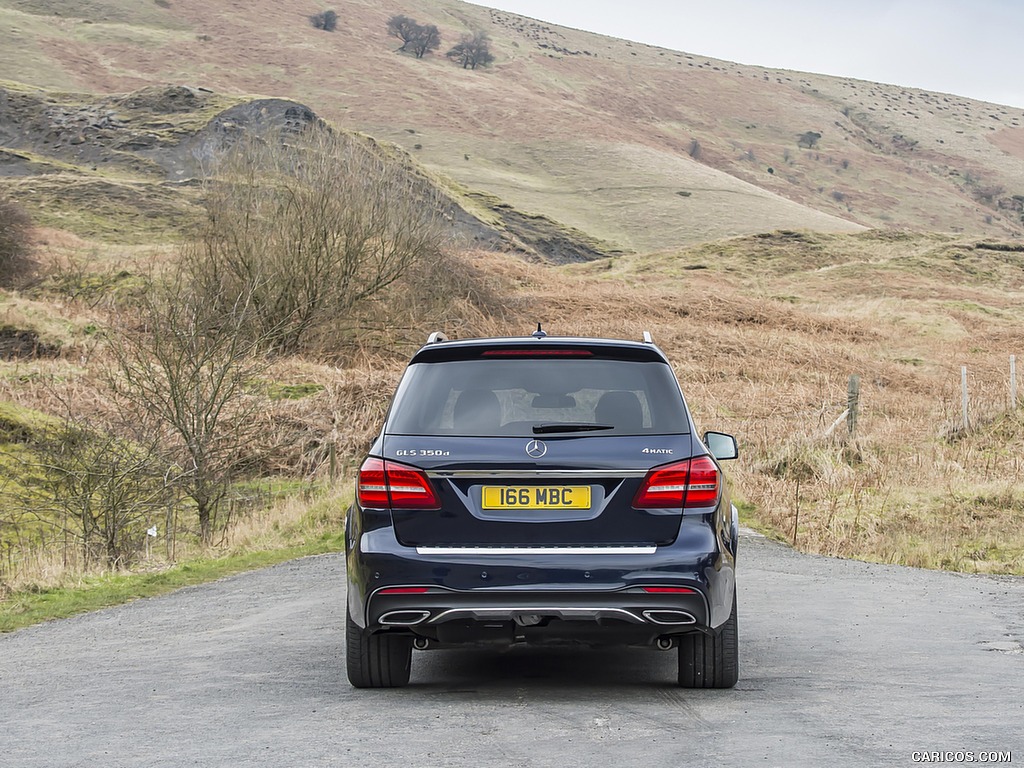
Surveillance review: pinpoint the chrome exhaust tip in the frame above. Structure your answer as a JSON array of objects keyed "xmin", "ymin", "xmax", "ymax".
[
  {"xmin": 379, "ymin": 610, "xmax": 430, "ymax": 626},
  {"xmin": 656, "ymin": 637, "xmax": 674, "ymax": 651},
  {"xmin": 413, "ymin": 637, "xmax": 430, "ymax": 650},
  {"xmin": 642, "ymin": 610, "xmax": 697, "ymax": 626}
]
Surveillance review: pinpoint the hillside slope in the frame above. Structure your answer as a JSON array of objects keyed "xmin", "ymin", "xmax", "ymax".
[
  {"xmin": 0, "ymin": 81, "xmax": 616, "ymax": 258},
  {"xmin": 2, "ymin": 0, "xmax": 1022, "ymax": 250}
]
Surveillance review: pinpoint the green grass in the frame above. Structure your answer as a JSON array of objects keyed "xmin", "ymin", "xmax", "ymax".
[
  {"xmin": 944, "ymin": 300, "xmax": 1002, "ymax": 316},
  {"xmin": 264, "ymin": 382, "xmax": 326, "ymax": 400},
  {"xmin": 0, "ymin": 399, "xmax": 55, "ymax": 442},
  {"xmin": 3, "ymin": 176, "xmax": 201, "ymax": 243},
  {"xmin": 0, "ymin": 532, "xmax": 345, "ymax": 633}
]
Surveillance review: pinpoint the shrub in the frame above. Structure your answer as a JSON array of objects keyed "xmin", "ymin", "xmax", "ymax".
[{"xmin": 310, "ymin": 9, "xmax": 338, "ymax": 31}]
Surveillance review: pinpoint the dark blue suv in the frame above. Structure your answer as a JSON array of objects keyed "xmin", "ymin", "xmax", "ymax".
[{"xmin": 345, "ymin": 331, "xmax": 739, "ymax": 688}]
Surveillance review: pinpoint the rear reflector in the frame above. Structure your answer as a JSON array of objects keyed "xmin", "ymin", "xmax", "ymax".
[
  {"xmin": 632, "ymin": 456, "xmax": 721, "ymax": 509},
  {"xmin": 641, "ymin": 586, "xmax": 696, "ymax": 594},
  {"xmin": 357, "ymin": 457, "xmax": 441, "ymax": 510},
  {"xmin": 378, "ymin": 587, "xmax": 431, "ymax": 595}
]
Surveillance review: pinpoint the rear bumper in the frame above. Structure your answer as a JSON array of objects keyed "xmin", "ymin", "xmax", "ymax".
[
  {"xmin": 347, "ymin": 522, "xmax": 736, "ymax": 640},
  {"xmin": 367, "ymin": 585, "xmax": 709, "ymax": 647}
]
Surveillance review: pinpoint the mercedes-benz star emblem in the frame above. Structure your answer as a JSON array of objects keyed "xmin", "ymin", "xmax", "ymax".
[{"xmin": 525, "ymin": 439, "xmax": 547, "ymax": 459}]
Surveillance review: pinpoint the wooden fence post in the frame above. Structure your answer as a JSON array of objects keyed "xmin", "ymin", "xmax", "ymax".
[
  {"xmin": 792, "ymin": 477, "xmax": 800, "ymax": 547},
  {"xmin": 961, "ymin": 366, "xmax": 970, "ymax": 431},
  {"xmin": 1012, "ymin": 355, "xmax": 1018, "ymax": 408},
  {"xmin": 847, "ymin": 375, "xmax": 860, "ymax": 438}
]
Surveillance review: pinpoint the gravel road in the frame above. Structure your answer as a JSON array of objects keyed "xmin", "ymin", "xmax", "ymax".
[{"xmin": 1, "ymin": 533, "xmax": 1022, "ymax": 768}]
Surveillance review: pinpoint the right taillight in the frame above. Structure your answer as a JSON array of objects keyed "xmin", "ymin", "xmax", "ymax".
[
  {"xmin": 632, "ymin": 457, "xmax": 721, "ymax": 509},
  {"xmin": 357, "ymin": 457, "xmax": 441, "ymax": 510}
]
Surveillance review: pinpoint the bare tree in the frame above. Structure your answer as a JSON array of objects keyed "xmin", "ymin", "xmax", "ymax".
[
  {"xmin": 12, "ymin": 405, "xmax": 174, "ymax": 568},
  {"xmin": 446, "ymin": 30, "xmax": 494, "ymax": 70},
  {"xmin": 797, "ymin": 131, "xmax": 822, "ymax": 149},
  {"xmin": 386, "ymin": 15, "xmax": 439, "ymax": 58},
  {"xmin": 108, "ymin": 274, "xmax": 268, "ymax": 544},
  {"xmin": 410, "ymin": 24, "xmax": 440, "ymax": 58},
  {"xmin": 188, "ymin": 126, "xmax": 446, "ymax": 355},
  {"xmin": 387, "ymin": 14, "xmax": 419, "ymax": 51}
]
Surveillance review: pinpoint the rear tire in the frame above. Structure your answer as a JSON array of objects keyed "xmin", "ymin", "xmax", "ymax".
[
  {"xmin": 677, "ymin": 589, "xmax": 738, "ymax": 688},
  {"xmin": 346, "ymin": 607, "xmax": 413, "ymax": 688}
]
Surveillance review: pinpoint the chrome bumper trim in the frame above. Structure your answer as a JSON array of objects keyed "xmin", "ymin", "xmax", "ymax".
[
  {"xmin": 414, "ymin": 546, "xmax": 658, "ymax": 556},
  {"xmin": 428, "ymin": 606, "xmax": 646, "ymax": 624}
]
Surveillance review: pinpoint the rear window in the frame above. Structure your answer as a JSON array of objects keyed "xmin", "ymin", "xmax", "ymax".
[{"xmin": 385, "ymin": 359, "xmax": 689, "ymax": 437}]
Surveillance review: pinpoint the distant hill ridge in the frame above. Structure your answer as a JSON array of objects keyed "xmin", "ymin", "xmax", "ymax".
[{"xmin": 1, "ymin": 0, "xmax": 1024, "ymax": 248}]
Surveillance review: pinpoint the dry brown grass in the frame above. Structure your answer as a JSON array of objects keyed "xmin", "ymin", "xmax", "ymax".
[
  {"xmin": 4, "ymin": 230, "xmax": 1024, "ymax": 586},
  {"xmin": 397, "ymin": 230, "xmax": 1024, "ymax": 575},
  {"xmin": 0, "ymin": 478, "xmax": 352, "ymax": 595},
  {"xmin": 553, "ymin": 232, "xmax": 1024, "ymax": 574}
]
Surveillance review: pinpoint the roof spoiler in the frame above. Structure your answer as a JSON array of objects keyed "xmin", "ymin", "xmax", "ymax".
[{"xmin": 427, "ymin": 331, "xmax": 653, "ymax": 344}]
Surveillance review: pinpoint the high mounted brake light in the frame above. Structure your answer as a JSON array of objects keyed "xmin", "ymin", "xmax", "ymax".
[
  {"xmin": 481, "ymin": 349, "xmax": 593, "ymax": 357},
  {"xmin": 632, "ymin": 457, "xmax": 721, "ymax": 509},
  {"xmin": 357, "ymin": 458, "xmax": 441, "ymax": 510}
]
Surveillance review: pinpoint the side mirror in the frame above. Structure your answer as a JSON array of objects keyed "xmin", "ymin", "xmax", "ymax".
[{"xmin": 704, "ymin": 431, "xmax": 738, "ymax": 461}]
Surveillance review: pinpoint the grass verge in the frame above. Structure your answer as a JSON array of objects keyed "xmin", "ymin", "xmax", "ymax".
[
  {"xmin": 0, "ymin": 533, "xmax": 345, "ymax": 634},
  {"xmin": 1, "ymin": 481, "xmax": 353, "ymax": 633}
]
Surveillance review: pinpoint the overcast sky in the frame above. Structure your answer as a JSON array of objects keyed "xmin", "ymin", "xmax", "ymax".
[{"xmin": 472, "ymin": 0, "xmax": 1024, "ymax": 109}]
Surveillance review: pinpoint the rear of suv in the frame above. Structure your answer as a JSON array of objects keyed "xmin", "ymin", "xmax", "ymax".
[{"xmin": 345, "ymin": 330, "xmax": 740, "ymax": 688}]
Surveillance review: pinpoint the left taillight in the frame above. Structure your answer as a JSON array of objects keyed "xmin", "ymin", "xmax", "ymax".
[
  {"xmin": 632, "ymin": 456, "xmax": 721, "ymax": 509},
  {"xmin": 357, "ymin": 457, "xmax": 441, "ymax": 510}
]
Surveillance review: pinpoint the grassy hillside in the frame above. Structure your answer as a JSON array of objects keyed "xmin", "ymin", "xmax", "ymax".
[
  {"xmin": 0, "ymin": 81, "xmax": 619, "ymax": 259},
  {"xmin": 2, "ymin": 0, "xmax": 1023, "ymax": 250}
]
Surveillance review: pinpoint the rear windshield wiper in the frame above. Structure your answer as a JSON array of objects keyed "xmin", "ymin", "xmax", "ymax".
[{"xmin": 532, "ymin": 423, "xmax": 615, "ymax": 434}]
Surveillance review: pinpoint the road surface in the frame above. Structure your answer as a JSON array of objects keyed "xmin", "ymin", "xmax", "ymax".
[{"xmin": 1, "ymin": 533, "xmax": 1021, "ymax": 767}]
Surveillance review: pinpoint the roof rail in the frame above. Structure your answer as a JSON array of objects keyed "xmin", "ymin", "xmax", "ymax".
[
  {"xmin": 426, "ymin": 331, "xmax": 449, "ymax": 344},
  {"xmin": 642, "ymin": 331, "xmax": 653, "ymax": 344}
]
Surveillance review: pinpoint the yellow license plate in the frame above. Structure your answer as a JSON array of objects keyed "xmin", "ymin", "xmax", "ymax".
[{"xmin": 481, "ymin": 486, "xmax": 591, "ymax": 510}]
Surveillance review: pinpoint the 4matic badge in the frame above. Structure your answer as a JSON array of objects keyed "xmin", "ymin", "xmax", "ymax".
[{"xmin": 641, "ymin": 448, "xmax": 673, "ymax": 454}]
